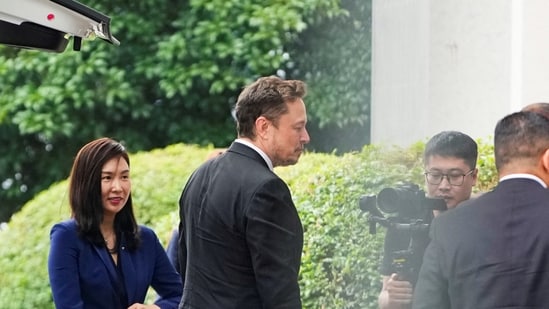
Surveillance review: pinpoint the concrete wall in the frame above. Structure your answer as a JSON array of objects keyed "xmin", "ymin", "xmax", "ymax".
[{"xmin": 371, "ymin": 0, "xmax": 549, "ymax": 146}]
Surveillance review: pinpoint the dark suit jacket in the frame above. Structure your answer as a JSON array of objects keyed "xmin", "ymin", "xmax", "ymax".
[
  {"xmin": 48, "ymin": 219, "xmax": 182, "ymax": 309},
  {"xmin": 178, "ymin": 141, "xmax": 303, "ymax": 309},
  {"xmin": 166, "ymin": 228, "xmax": 180, "ymax": 271},
  {"xmin": 413, "ymin": 178, "xmax": 549, "ymax": 309}
]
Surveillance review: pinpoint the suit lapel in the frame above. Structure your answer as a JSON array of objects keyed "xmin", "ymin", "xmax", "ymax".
[
  {"xmin": 92, "ymin": 244, "xmax": 123, "ymax": 303},
  {"xmin": 92, "ymin": 244, "xmax": 117, "ymax": 281},
  {"xmin": 119, "ymin": 238, "xmax": 138, "ymax": 302}
]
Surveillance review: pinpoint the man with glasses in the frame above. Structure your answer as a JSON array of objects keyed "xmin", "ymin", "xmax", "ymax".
[{"xmin": 378, "ymin": 131, "xmax": 478, "ymax": 309}]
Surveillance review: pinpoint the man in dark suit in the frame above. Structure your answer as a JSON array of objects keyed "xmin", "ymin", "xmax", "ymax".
[
  {"xmin": 177, "ymin": 76, "xmax": 310, "ymax": 308},
  {"xmin": 412, "ymin": 111, "xmax": 549, "ymax": 308}
]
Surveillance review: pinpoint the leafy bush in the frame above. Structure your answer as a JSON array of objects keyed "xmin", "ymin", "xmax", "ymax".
[{"xmin": 0, "ymin": 140, "xmax": 496, "ymax": 308}]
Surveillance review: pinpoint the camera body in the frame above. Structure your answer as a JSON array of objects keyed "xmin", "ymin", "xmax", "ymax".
[
  {"xmin": 359, "ymin": 183, "xmax": 446, "ymax": 225},
  {"xmin": 359, "ymin": 182, "xmax": 446, "ymax": 284},
  {"xmin": 377, "ymin": 183, "xmax": 446, "ymax": 221}
]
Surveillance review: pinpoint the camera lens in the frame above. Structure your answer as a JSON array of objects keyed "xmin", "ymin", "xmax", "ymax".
[{"xmin": 377, "ymin": 187, "xmax": 402, "ymax": 214}]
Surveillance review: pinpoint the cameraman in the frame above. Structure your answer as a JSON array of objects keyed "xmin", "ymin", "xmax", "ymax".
[{"xmin": 378, "ymin": 131, "xmax": 478, "ymax": 309}]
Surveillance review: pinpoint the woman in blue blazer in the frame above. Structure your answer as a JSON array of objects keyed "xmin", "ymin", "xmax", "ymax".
[{"xmin": 48, "ymin": 137, "xmax": 182, "ymax": 309}]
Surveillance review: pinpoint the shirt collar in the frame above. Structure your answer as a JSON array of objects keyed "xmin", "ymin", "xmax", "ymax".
[
  {"xmin": 234, "ymin": 138, "xmax": 274, "ymax": 171},
  {"xmin": 499, "ymin": 173, "xmax": 547, "ymax": 188}
]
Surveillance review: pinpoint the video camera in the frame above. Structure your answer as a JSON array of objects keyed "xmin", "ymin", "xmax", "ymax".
[{"xmin": 359, "ymin": 182, "xmax": 446, "ymax": 284}]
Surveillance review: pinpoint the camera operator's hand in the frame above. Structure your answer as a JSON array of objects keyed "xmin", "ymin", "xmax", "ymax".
[{"xmin": 378, "ymin": 273, "xmax": 413, "ymax": 309}]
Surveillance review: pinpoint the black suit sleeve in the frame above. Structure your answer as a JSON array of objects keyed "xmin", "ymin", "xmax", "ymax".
[
  {"xmin": 177, "ymin": 221, "xmax": 187, "ymax": 285},
  {"xmin": 246, "ymin": 178, "xmax": 303, "ymax": 309},
  {"xmin": 412, "ymin": 219, "xmax": 450, "ymax": 309}
]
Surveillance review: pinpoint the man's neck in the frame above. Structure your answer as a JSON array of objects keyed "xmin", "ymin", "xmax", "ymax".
[{"xmin": 234, "ymin": 138, "xmax": 274, "ymax": 170}]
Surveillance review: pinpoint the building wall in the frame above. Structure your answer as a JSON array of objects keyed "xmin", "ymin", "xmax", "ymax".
[{"xmin": 371, "ymin": 0, "xmax": 549, "ymax": 146}]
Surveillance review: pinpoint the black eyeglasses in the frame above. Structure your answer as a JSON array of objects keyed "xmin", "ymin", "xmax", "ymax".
[{"xmin": 424, "ymin": 169, "xmax": 475, "ymax": 186}]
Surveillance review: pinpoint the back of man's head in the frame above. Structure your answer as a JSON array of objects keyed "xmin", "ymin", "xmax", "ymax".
[
  {"xmin": 521, "ymin": 102, "xmax": 549, "ymax": 120},
  {"xmin": 423, "ymin": 131, "xmax": 478, "ymax": 169},
  {"xmin": 494, "ymin": 111, "xmax": 549, "ymax": 176}
]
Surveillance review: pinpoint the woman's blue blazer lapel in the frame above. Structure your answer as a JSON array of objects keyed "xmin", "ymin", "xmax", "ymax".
[
  {"xmin": 119, "ymin": 237, "xmax": 139, "ymax": 302},
  {"xmin": 92, "ymin": 242, "xmax": 126, "ymax": 306}
]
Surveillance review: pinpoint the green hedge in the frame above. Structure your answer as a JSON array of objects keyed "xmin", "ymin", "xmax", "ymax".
[{"xmin": 0, "ymin": 140, "xmax": 497, "ymax": 308}]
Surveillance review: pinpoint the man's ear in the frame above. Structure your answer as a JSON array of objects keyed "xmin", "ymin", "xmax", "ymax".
[
  {"xmin": 255, "ymin": 116, "xmax": 271, "ymax": 139},
  {"xmin": 471, "ymin": 168, "xmax": 479, "ymax": 186},
  {"xmin": 541, "ymin": 148, "xmax": 549, "ymax": 172}
]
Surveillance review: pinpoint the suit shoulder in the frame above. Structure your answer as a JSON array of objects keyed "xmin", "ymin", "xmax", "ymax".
[
  {"xmin": 138, "ymin": 225, "xmax": 160, "ymax": 241},
  {"xmin": 432, "ymin": 191, "xmax": 494, "ymax": 233},
  {"xmin": 50, "ymin": 219, "xmax": 77, "ymax": 234},
  {"xmin": 50, "ymin": 219, "xmax": 79, "ymax": 243}
]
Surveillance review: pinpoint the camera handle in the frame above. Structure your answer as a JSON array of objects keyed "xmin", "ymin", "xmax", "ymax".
[
  {"xmin": 391, "ymin": 249, "xmax": 414, "ymax": 282},
  {"xmin": 393, "ymin": 224, "xmax": 430, "ymax": 285}
]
